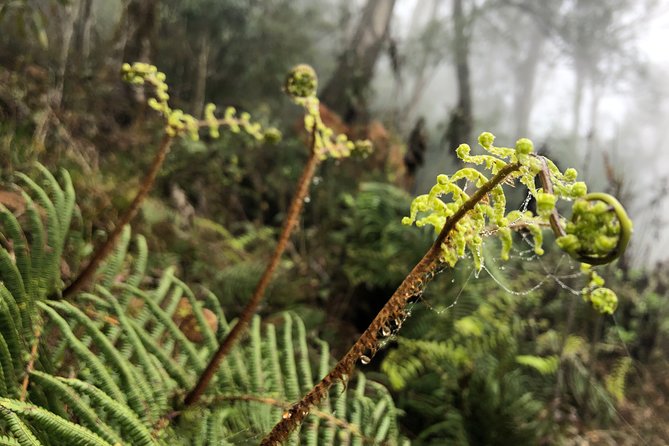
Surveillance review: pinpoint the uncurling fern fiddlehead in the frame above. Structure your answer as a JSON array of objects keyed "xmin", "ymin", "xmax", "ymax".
[
  {"xmin": 61, "ymin": 62, "xmax": 279, "ymax": 299},
  {"xmin": 263, "ymin": 132, "xmax": 632, "ymax": 444},
  {"xmin": 183, "ymin": 65, "xmax": 372, "ymax": 407}
]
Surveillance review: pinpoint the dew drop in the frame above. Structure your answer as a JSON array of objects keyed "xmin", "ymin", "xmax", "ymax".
[
  {"xmin": 282, "ymin": 411, "xmax": 292, "ymax": 420},
  {"xmin": 360, "ymin": 355, "xmax": 371, "ymax": 365},
  {"xmin": 304, "ymin": 196, "xmax": 311, "ymax": 203},
  {"xmin": 381, "ymin": 325, "xmax": 391, "ymax": 337}
]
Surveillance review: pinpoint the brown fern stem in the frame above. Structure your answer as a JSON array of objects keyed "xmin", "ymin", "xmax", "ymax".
[
  {"xmin": 60, "ymin": 133, "xmax": 174, "ymax": 299},
  {"xmin": 262, "ymin": 161, "xmax": 521, "ymax": 445},
  {"xmin": 184, "ymin": 134, "xmax": 321, "ymax": 407}
]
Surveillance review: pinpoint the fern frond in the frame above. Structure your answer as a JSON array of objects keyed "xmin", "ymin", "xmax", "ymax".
[
  {"xmin": 0, "ymin": 408, "xmax": 41, "ymax": 446},
  {"xmin": 106, "ymin": 294, "xmax": 166, "ymax": 418},
  {"xmin": 281, "ymin": 314, "xmax": 300, "ymax": 401},
  {"xmin": 116, "ymin": 284, "xmax": 205, "ymax": 372},
  {"xmin": 59, "ymin": 378, "xmax": 157, "ymax": 446},
  {"xmin": 15, "ymin": 173, "xmax": 63, "ymax": 296},
  {"xmin": 0, "ymin": 285, "xmax": 24, "ymax": 378},
  {"xmin": 0, "ymin": 245, "xmax": 27, "ymax": 333},
  {"xmin": 42, "ymin": 300, "xmax": 148, "ymax": 416},
  {"xmin": 0, "ymin": 204, "xmax": 31, "ymax": 301},
  {"xmin": 0, "ymin": 398, "xmax": 112, "ymax": 446},
  {"xmin": 120, "ymin": 234, "xmax": 149, "ymax": 301},
  {"xmin": 98, "ymin": 225, "xmax": 131, "ymax": 289},
  {"xmin": 28, "ymin": 371, "xmax": 121, "ymax": 445},
  {"xmin": 37, "ymin": 304, "xmax": 125, "ymax": 404},
  {"xmin": 0, "ymin": 434, "xmax": 22, "ymax": 446},
  {"xmin": 172, "ymin": 278, "xmax": 217, "ymax": 351}
]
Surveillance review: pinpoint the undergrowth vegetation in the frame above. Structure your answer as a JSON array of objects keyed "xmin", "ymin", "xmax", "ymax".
[{"xmin": 0, "ymin": 57, "xmax": 662, "ymax": 446}]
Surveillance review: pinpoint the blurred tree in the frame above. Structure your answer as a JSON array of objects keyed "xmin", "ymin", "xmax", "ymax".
[
  {"xmin": 395, "ymin": 0, "xmax": 447, "ymax": 130},
  {"xmin": 443, "ymin": 0, "xmax": 473, "ymax": 151},
  {"xmin": 321, "ymin": 0, "xmax": 397, "ymax": 123}
]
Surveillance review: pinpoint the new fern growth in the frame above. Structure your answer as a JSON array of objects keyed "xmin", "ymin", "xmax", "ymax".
[
  {"xmin": 61, "ymin": 62, "xmax": 278, "ymax": 299},
  {"xmin": 263, "ymin": 132, "xmax": 632, "ymax": 444},
  {"xmin": 185, "ymin": 64, "xmax": 372, "ymax": 407}
]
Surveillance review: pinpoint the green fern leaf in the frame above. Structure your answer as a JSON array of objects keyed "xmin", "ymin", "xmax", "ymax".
[{"xmin": 0, "ymin": 398, "xmax": 111, "ymax": 446}]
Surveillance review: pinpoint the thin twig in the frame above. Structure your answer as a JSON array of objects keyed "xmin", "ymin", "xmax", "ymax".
[
  {"xmin": 183, "ymin": 130, "xmax": 321, "ymax": 407},
  {"xmin": 60, "ymin": 133, "xmax": 174, "ymax": 299},
  {"xmin": 262, "ymin": 162, "xmax": 521, "ymax": 445}
]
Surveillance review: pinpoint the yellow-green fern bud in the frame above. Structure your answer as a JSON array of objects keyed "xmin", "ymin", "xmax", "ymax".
[
  {"xmin": 587, "ymin": 287, "xmax": 618, "ymax": 314},
  {"xmin": 353, "ymin": 139, "xmax": 373, "ymax": 158},
  {"xmin": 456, "ymin": 144, "xmax": 471, "ymax": 159},
  {"xmin": 536, "ymin": 192, "xmax": 557, "ymax": 218},
  {"xmin": 263, "ymin": 127, "xmax": 282, "ymax": 144},
  {"xmin": 515, "ymin": 138, "xmax": 533, "ymax": 155},
  {"xmin": 564, "ymin": 168, "xmax": 578, "ymax": 182},
  {"xmin": 571, "ymin": 182, "xmax": 588, "ymax": 197},
  {"xmin": 556, "ymin": 234, "xmax": 580, "ymax": 252},
  {"xmin": 478, "ymin": 132, "xmax": 495, "ymax": 149},
  {"xmin": 284, "ymin": 64, "xmax": 318, "ymax": 98}
]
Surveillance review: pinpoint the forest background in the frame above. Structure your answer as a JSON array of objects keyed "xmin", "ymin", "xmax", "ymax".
[{"xmin": 1, "ymin": 0, "xmax": 669, "ymax": 444}]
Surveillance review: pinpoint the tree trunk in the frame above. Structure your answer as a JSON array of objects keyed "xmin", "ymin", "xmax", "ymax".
[
  {"xmin": 191, "ymin": 34, "xmax": 209, "ymax": 119},
  {"xmin": 571, "ymin": 61, "xmax": 585, "ymax": 147},
  {"xmin": 444, "ymin": 0, "xmax": 472, "ymax": 151},
  {"xmin": 122, "ymin": 0, "xmax": 159, "ymax": 63},
  {"xmin": 398, "ymin": 0, "xmax": 441, "ymax": 130},
  {"xmin": 321, "ymin": 0, "xmax": 397, "ymax": 123},
  {"xmin": 582, "ymin": 79, "xmax": 601, "ymax": 178},
  {"xmin": 109, "ymin": 0, "xmax": 131, "ymax": 69},
  {"xmin": 514, "ymin": 24, "xmax": 544, "ymax": 137},
  {"xmin": 76, "ymin": 0, "xmax": 94, "ymax": 70},
  {"xmin": 54, "ymin": 1, "xmax": 78, "ymax": 109}
]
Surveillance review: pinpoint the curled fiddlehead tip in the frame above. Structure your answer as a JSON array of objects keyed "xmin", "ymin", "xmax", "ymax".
[
  {"xmin": 556, "ymin": 192, "xmax": 633, "ymax": 265},
  {"xmin": 284, "ymin": 64, "xmax": 318, "ymax": 99}
]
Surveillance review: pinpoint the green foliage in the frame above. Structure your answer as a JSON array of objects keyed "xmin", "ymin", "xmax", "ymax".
[
  {"xmin": 515, "ymin": 355, "xmax": 559, "ymax": 375},
  {"xmin": 336, "ymin": 182, "xmax": 428, "ymax": 288},
  {"xmin": 0, "ymin": 166, "xmax": 405, "ymax": 445},
  {"xmin": 605, "ymin": 357, "xmax": 632, "ymax": 403}
]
